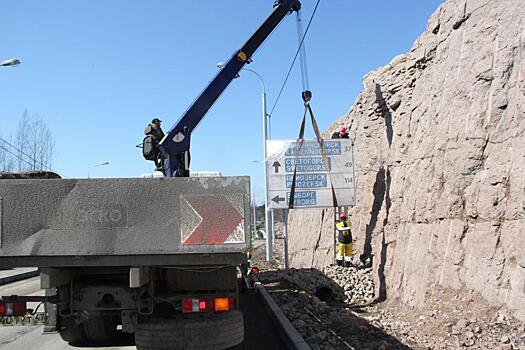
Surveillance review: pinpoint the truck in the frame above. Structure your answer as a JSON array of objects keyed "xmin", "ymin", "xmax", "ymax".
[{"xmin": 0, "ymin": 1, "xmax": 302, "ymax": 349}]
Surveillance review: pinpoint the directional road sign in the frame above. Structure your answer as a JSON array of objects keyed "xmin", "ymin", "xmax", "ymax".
[{"xmin": 266, "ymin": 139, "xmax": 356, "ymax": 209}]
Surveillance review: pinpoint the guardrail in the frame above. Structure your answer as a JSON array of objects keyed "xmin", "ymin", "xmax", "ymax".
[{"xmin": 252, "ymin": 276, "xmax": 311, "ymax": 350}]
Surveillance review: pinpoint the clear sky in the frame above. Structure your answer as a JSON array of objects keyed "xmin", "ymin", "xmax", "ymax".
[{"xmin": 1, "ymin": 0, "xmax": 442, "ymax": 203}]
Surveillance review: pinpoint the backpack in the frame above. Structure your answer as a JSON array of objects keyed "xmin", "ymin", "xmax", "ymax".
[{"xmin": 142, "ymin": 136, "xmax": 158, "ymax": 161}]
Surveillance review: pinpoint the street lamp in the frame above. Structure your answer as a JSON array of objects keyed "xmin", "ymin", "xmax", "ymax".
[
  {"xmin": 0, "ymin": 59, "xmax": 21, "ymax": 67},
  {"xmin": 218, "ymin": 62, "xmax": 273, "ymax": 261},
  {"xmin": 252, "ymin": 191, "xmax": 257, "ymax": 239},
  {"xmin": 88, "ymin": 162, "xmax": 109, "ymax": 178}
]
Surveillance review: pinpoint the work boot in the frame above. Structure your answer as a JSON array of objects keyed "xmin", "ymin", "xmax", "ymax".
[
  {"xmin": 344, "ymin": 261, "xmax": 352, "ymax": 268},
  {"xmin": 336, "ymin": 259, "xmax": 343, "ymax": 267}
]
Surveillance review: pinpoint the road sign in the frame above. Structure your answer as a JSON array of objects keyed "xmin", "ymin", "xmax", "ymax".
[{"xmin": 266, "ymin": 139, "xmax": 356, "ymax": 209}]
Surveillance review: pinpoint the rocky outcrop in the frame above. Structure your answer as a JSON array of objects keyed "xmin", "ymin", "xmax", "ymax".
[{"xmin": 288, "ymin": 0, "xmax": 525, "ymax": 321}]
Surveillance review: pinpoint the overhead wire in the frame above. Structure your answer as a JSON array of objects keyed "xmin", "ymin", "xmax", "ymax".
[
  {"xmin": 0, "ymin": 143, "xmax": 35, "ymax": 169},
  {"xmin": 267, "ymin": 0, "xmax": 321, "ymax": 137},
  {"xmin": 0, "ymin": 137, "xmax": 53, "ymax": 172}
]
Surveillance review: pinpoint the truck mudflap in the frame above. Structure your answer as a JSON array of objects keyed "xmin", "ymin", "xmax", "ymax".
[
  {"xmin": 135, "ymin": 310, "xmax": 244, "ymax": 350},
  {"xmin": 0, "ymin": 177, "xmax": 251, "ymax": 264}
]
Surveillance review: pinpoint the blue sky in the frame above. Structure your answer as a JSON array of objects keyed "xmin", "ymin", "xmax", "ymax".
[{"xmin": 1, "ymin": 0, "xmax": 442, "ymax": 203}]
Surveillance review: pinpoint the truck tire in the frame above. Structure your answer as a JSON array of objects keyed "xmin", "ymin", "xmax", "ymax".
[
  {"xmin": 135, "ymin": 310, "xmax": 244, "ymax": 350},
  {"xmin": 82, "ymin": 313, "xmax": 119, "ymax": 342},
  {"xmin": 59, "ymin": 316, "xmax": 86, "ymax": 344}
]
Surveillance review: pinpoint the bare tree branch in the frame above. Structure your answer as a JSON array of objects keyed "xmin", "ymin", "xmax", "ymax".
[{"xmin": 7, "ymin": 110, "xmax": 55, "ymax": 172}]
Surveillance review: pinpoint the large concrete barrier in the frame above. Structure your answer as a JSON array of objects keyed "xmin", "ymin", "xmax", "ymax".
[{"xmin": 0, "ymin": 177, "xmax": 251, "ymax": 267}]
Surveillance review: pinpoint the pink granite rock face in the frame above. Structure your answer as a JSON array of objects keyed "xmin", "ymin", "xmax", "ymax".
[{"xmin": 287, "ymin": 0, "xmax": 525, "ymax": 321}]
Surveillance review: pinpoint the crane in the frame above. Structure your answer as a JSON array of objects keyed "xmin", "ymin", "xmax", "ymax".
[{"xmin": 155, "ymin": 0, "xmax": 302, "ymax": 177}]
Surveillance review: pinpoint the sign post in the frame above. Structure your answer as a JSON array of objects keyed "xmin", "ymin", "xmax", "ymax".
[{"xmin": 283, "ymin": 209, "xmax": 289, "ymax": 269}]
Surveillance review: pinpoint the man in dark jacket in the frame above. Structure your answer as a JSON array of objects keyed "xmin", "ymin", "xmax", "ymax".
[
  {"xmin": 145, "ymin": 118, "xmax": 165, "ymax": 141},
  {"xmin": 144, "ymin": 118, "xmax": 165, "ymax": 171}
]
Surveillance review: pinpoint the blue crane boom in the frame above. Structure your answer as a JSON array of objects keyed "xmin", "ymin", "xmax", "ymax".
[{"xmin": 158, "ymin": 0, "xmax": 301, "ymax": 177}]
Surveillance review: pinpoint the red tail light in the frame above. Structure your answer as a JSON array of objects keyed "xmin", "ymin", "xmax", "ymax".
[
  {"xmin": 250, "ymin": 266, "xmax": 260, "ymax": 275},
  {"xmin": 181, "ymin": 297, "xmax": 234, "ymax": 313},
  {"xmin": 13, "ymin": 302, "xmax": 26, "ymax": 315},
  {"xmin": 182, "ymin": 298, "xmax": 192, "ymax": 313},
  {"xmin": 0, "ymin": 302, "xmax": 26, "ymax": 316}
]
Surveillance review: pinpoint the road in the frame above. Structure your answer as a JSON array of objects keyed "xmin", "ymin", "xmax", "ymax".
[
  {"xmin": 0, "ymin": 276, "xmax": 286, "ymax": 350},
  {"xmin": 0, "ymin": 277, "xmax": 130, "ymax": 350}
]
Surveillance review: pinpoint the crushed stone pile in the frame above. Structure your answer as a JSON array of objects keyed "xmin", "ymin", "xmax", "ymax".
[
  {"xmin": 260, "ymin": 265, "xmax": 375, "ymax": 306},
  {"xmin": 260, "ymin": 267, "xmax": 525, "ymax": 350},
  {"xmin": 323, "ymin": 266, "xmax": 375, "ymax": 305}
]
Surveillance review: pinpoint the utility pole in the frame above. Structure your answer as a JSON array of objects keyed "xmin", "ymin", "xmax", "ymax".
[{"xmin": 216, "ymin": 62, "xmax": 273, "ymax": 261}]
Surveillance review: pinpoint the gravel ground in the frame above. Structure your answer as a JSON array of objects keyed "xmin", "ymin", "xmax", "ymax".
[{"xmin": 252, "ymin": 239, "xmax": 525, "ymax": 350}]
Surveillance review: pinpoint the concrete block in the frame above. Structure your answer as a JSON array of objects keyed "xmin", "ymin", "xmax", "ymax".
[{"xmin": 0, "ymin": 177, "xmax": 251, "ymax": 259}]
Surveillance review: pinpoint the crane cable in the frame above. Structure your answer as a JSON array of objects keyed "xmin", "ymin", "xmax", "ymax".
[
  {"xmin": 296, "ymin": 10, "xmax": 310, "ymax": 93},
  {"xmin": 287, "ymin": 0, "xmax": 339, "ymax": 209},
  {"xmin": 267, "ymin": 0, "xmax": 321, "ymax": 129}
]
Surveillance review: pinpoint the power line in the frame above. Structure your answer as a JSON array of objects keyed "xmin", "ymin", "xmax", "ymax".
[
  {"xmin": 0, "ymin": 137, "xmax": 48, "ymax": 170},
  {"xmin": 0, "ymin": 137, "xmax": 53, "ymax": 172},
  {"xmin": 268, "ymin": 0, "xmax": 321, "ymax": 119},
  {"xmin": 0, "ymin": 144, "xmax": 35, "ymax": 169}
]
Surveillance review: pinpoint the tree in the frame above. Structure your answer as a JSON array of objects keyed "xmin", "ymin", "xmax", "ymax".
[
  {"xmin": 0, "ymin": 110, "xmax": 54, "ymax": 172},
  {"xmin": 16, "ymin": 111, "xmax": 55, "ymax": 171}
]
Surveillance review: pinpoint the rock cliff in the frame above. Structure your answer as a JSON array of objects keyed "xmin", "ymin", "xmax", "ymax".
[{"xmin": 287, "ymin": 0, "xmax": 525, "ymax": 321}]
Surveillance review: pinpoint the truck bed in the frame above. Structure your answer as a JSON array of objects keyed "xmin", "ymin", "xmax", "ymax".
[{"xmin": 0, "ymin": 176, "xmax": 251, "ymax": 268}]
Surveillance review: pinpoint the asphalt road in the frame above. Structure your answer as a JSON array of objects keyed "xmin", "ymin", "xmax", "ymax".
[
  {"xmin": 0, "ymin": 277, "xmax": 286, "ymax": 350},
  {"xmin": 0, "ymin": 277, "xmax": 131, "ymax": 350}
]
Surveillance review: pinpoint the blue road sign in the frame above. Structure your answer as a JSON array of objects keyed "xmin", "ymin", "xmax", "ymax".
[
  {"xmin": 266, "ymin": 139, "xmax": 356, "ymax": 209},
  {"xmin": 284, "ymin": 157, "xmax": 331, "ymax": 173},
  {"xmin": 286, "ymin": 191, "xmax": 317, "ymax": 207}
]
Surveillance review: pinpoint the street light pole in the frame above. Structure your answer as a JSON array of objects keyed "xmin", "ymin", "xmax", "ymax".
[
  {"xmin": 217, "ymin": 62, "xmax": 273, "ymax": 261},
  {"xmin": 252, "ymin": 190, "xmax": 257, "ymax": 238},
  {"xmin": 88, "ymin": 162, "xmax": 109, "ymax": 178},
  {"xmin": 244, "ymin": 69, "xmax": 273, "ymax": 261},
  {"xmin": 260, "ymin": 81, "xmax": 273, "ymax": 262}
]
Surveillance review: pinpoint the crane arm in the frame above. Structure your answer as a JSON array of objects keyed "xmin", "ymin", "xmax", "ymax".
[{"xmin": 159, "ymin": 0, "xmax": 301, "ymax": 177}]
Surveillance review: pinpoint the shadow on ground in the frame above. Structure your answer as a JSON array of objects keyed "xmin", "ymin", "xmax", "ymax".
[
  {"xmin": 68, "ymin": 332, "xmax": 134, "ymax": 348},
  {"xmin": 260, "ymin": 268, "xmax": 412, "ymax": 350}
]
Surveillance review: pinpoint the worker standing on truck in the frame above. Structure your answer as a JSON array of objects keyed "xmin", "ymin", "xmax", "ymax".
[
  {"xmin": 145, "ymin": 118, "xmax": 165, "ymax": 142},
  {"xmin": 144, "ymin": 118, "xmax": 165, "ymax": 171},
  {"xmin": 336, "ymin": 212, "xmax": 353, "ymax": 267}
]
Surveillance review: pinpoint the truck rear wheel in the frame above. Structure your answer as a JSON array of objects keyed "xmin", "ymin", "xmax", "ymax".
[{"xmin": 135, "ymin": 310, "xmax": 244, "ymax": 350}]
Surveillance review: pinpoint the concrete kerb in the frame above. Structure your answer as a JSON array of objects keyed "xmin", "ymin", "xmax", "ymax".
[
  {"xmin": 0, "ymin": 268, "xmax": 39, "ymax": 286},
  {"xmin": 253, "ymin": 280, "xmax": 311, "ymax": 350}
]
